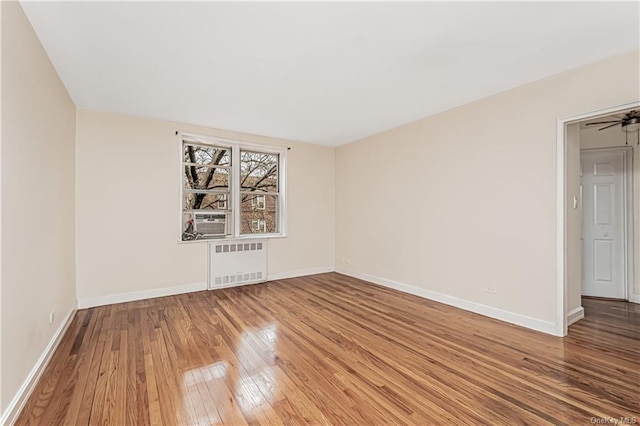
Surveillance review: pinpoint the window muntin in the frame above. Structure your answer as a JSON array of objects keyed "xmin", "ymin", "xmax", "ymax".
[{"xmin": 180, "ymin": 134, "xmax": 285, "ymax": 241}]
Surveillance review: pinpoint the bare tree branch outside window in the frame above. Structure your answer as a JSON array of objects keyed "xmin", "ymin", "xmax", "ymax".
[
  {"xmin": 240, "ymin": 151, "xmax": 279, "ymax": 234},
  {"xmin": 181, "ymin": 138, "xmax": 283, "ymax": 239}
]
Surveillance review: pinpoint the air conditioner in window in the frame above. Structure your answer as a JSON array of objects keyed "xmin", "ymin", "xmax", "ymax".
[{"xmin": 194, "ymin": 213, "xmax": 227, "ymax": 237}]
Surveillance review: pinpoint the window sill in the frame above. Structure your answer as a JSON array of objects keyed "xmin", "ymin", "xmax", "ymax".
[{"xmin": 177, "ymin": 233, "xmax": 287, "ymax": 244}]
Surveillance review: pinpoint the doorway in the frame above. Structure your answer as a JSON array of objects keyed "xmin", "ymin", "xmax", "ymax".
[{"xmin": 556, "ymin": 101, "xmax": 640, "ymax": 337}]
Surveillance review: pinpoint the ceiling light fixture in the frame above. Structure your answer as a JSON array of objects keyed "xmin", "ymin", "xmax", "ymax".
[
  {"xmin": 585, "ymin": 110, "xmax": 640, "ymax": 145},
  {"xmin": 622, "ymin": 116, "xmax": 640, "ymax": 133}
]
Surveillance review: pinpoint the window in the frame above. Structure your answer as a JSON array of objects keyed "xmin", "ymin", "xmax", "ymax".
[
  {"xmin": 251, "ymin": 219, "xmax": 266, "ymax": 233},
  {"xmin": 217, "ymin": 194, "xmax": 228, "ymax": 210},
  {"xmin": 251, "ymin": 194, "xmax": 265, "ymax": 210},
  {"xmin": 240, "ymin": 150, "xmax": 279, "ymax": 235},
  {"xmin": 180, "ymin": 133, "xmax": 286, "ymax": 241}
]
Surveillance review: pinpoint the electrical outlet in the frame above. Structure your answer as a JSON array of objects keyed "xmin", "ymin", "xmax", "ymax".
[
  {"xmin": 485, "ymin": 286, "xmax": 497, "ymax": 294},
  {"xmin": 49, "ymin": 311, "xmax": 55, "ymax": 324}
]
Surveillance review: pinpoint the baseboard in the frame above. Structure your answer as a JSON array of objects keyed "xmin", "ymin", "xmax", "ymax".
[
  {"xmin": 77, "ymin": 266, "xmax": 337, "ymax": 309},
  {"xmin": 77, "ymin": 281, "xmax": 207, "ymax": 309},
  {"xmin": 0, "ymin": 308, "xmax": 76, "ymax": 426},
  {"xmin": 268, "ymin": 266, "xmax": 334, "ymax": 281},
  {"xmin": 567, "ymin": 306, "xmax": 585, "ymax": 325},
  {"xmin": 335, "ymin": 268, "xmax": 557, "ymax": 336},
  {"xmin": 629, "ymin": 293, "xmax": 640, "ymax": 304}
]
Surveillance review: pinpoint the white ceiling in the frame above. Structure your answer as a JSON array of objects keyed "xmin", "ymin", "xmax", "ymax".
[{"xmin": 21, "ymin": 1, "xmax": 640, "ymax": 146}]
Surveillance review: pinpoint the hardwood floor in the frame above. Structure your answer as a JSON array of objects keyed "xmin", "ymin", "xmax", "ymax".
[{"xmin": 16, "ymin": 273, "xmax": 640, "ymax": 425}]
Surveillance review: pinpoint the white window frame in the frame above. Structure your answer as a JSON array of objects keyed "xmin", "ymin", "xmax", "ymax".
[{"xmin": 178, "ymin": 132, "xmax": 287, "ymax": 242}]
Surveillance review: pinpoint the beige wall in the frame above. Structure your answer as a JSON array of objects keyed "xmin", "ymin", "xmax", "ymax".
[
  {"xmin": 335, "ymin": 49, "xmax": 639, "ymax": 325},
  {"xmin": 580, "ymin": 123, "xmax": 640, "ymax": 299},
  {"xmin": 75, "ymin": 109, "xmax": 335, "ymax": 302},
  {"xmin": 566, "ymin": 123, "xmax": 582, "ymax": 314},
  {"xmin": 1, "ymin": 1, "xmax": 76, "ymax": 412}
]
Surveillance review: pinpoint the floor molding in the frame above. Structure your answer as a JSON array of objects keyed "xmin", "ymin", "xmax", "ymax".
[
  {"xmin": 268, "ymin": 266, "xmax": 334, "ymax": 281},
  {"xmin": 629, "ymin": 293, "xmax": 640, "ymax": 304},
  {"xmin": 0, "ymin": 308, "xmax": 77, "ymax": 426},
  {"xmin": 77, "ymin": 281, "xmax": 207, "ymax": 309},
  {"xmin": 567, "ymin": 306, "xmax": 585, "ymax": 326},
  {"xmin": 78, "ymin": 267, "xmax": 338, "ymax": 309},
  {"xmin": 335, "ymin": 268, "xmax": 557, "ymax": 336}
]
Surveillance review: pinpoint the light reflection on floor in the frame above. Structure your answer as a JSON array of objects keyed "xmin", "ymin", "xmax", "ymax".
[
  {"xmin": 182, "ymin": 323, "xmax": 279, "ymax": 424},
  {"xmin": 236, "ymin": 324, "xmax": 279, "ymax": 416}
]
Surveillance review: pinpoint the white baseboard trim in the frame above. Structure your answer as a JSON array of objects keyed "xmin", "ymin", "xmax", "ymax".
[
  {"xmin": 567, "ymin": 306, "xmax": 585, "ymax": 325},
  {"xmin": 335, "ymin": 268, "xmax": 557, "ymax": 336},
  {"xmin": 0, "ymin": 308, "xmax": 76, "ymax": 426},
  {"xmin": 77, "ymin": 281, "xmax": 207, "ymax": 309},
  {"xmin": 77, "ymin": 266, "xmax": 338, "ymax": 309},
  {"xmin": 629, "ymin": 293, "xmax": 640, "ymax": 304},
  {"xmin": 268, "ymin": 266, "xmax": 334, "ymax": 281}
]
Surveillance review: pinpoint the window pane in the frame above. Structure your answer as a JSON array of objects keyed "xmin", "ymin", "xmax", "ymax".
[
  {"xmin": 184, "ymin": 166, "xmax": 229, "ymax": 191},
  {"xmin": 183, "ymin": 144, "xmax": 230, "ymax": 166},
  {"xmin": 240, "ymin": 151, "xmax": 278, "ymax": 193},
  {"xmin": 240, "ymin": 194, "xmax": 277, "ymax": 234},
  {"xmin": 184, "ymin": 192, "xmax": 229, "ymax": 210},
  {"xmin": 182, "ymin": 212, "xmax": 229, "ymax": 241}
]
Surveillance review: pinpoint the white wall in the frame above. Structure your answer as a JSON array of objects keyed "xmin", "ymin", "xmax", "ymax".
[
  {"xmin": 75, "ymin": 109, "xmax": 335, "ymax": 304},
  {"xmin": 1, "ymin": 1, "xmax": 77, "ymax": 413},
  {"xmin": 335, "ymin": 49, "xmax": 639, "ymax": 329},
  {"xmin": 580, "ymin": 123, "xmax": 640, "ymax": 302}
]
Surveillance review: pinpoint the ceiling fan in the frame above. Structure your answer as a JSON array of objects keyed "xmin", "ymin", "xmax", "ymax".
[{"xmin": 585, "ymin": 110, "xmax": 640, "ymax": 145}]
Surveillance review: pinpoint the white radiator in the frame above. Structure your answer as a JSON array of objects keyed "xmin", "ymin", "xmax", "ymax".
[{"xmin": 208, "ymin": 239, "xmax": 267, "ymax": 289}]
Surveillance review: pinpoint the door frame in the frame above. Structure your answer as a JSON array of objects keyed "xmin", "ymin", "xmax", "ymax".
[
  {"xmin": 580, "ymin": 146, "xmax": 634, "ymax": 301},
  {"xmin": 556, "ymin": 101, "xmax": 639, "ymax": 337}
]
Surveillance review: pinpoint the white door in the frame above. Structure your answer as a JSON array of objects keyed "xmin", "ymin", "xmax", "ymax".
[{"xmin": 580, "ymin": 150, "xmax": 626, "ymax": 299}]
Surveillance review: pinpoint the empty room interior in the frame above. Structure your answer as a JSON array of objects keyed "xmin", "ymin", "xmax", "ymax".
[{"xmin": 1, "ymin": 1, "xmax": 640, "ymax": 424}]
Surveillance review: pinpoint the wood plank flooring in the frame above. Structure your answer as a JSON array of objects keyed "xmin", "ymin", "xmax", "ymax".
[{"xmin": 16, "ymin": 273, "xmax": 640, "ymax": 425}]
